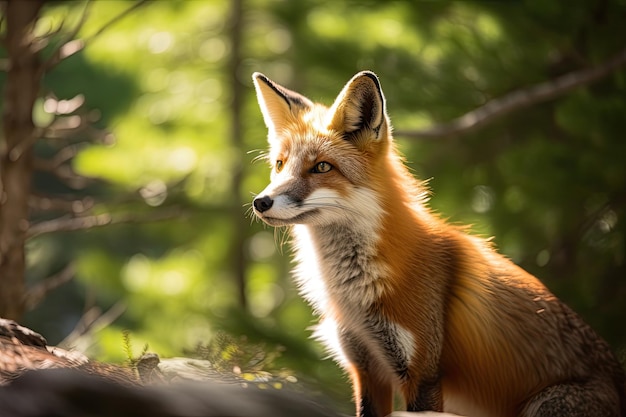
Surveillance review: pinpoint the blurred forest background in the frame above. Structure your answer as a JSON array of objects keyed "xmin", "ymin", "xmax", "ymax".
[{"xmin": 0, "ymin": 0, "xmax": 624, "ymax": 406}]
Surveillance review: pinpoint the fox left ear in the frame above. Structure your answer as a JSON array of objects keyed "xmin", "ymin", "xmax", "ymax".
[
  {"xmin": 252, "ymin": 72, "xmax": 313, "ymax": 138},
  {"xmin": 328, "ymin": 71, "xmax": 387, "ymax": 145}
]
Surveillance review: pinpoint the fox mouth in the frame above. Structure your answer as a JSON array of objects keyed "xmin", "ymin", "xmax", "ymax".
[{"xmin": 257, "ymin": 209, "xmax": 319, "ymax": 226}]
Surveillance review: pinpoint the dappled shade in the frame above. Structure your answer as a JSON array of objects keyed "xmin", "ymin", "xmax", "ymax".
[{"xmin": 0, "ymin": 0, "xmax": 624, "ymax": 411}]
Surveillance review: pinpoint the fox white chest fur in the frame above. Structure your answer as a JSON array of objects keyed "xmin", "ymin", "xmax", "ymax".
[
  {"xmin": 292, "ymin": 220, "xmax": 415, "ymax": 377},
  {"xmin": 251, "ymin": 71, "xmax": 626, "ymax": 417}
]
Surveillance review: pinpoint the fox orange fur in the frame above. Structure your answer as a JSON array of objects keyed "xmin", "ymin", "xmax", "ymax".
[{"xmin": 251, "ymin": 71, "xmax": 625, "ymax": 417}]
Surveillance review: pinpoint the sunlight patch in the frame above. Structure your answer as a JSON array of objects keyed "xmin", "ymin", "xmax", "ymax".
[
  {"xmin": 168, "ymin": 146, "xmax": 198, "ymax": 173},
  {"xmin": 148, "ymin": 31, "xmax": 174, "ymax": 54},
  {"xmin": 122, "ymin": 254, "xmax": 151, "ymax": 292}
]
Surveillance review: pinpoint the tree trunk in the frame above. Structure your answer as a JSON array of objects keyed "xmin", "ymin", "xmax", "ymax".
[
  {"xmin": 0, "ymin": 0, "xmax": 44, "ymax": 319},
  {"xmin": 227, "ymin": 0, "xmax": 248, "ymax": 310}
]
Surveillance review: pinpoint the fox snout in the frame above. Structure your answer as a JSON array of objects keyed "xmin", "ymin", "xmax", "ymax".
[
  {"xmin": 253, "ymin": 195, "xmax": 273, "ymax": 213},
  {"xmin": 252, "ymin": 190, "xmax": 298, "ymax": 227}
]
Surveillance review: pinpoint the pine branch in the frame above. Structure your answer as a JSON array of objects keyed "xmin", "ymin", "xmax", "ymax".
[
  {"xmin": 33, "ymin": 154, "xmax": 94, "ymax": 190},
  {"xmin": 42, "ymin": 0, "xmax": 91, "ymax": 70},
  {"xmin": 58, "ymin": 302, "xmax": 127, "ymax": 351},
  {"xmin": 44, "ymin": 0, "xmax": 149, "ymax": 71},
  {"xmin": 31, "ymin": 16, "xmax": 66, "ymax": 55},
  {"xmin": 26, "ymin": 206, "xmax": 184, "ymax": 239},
  {"xmin": 43, "ymin": 114, "xmax": 90, "ymax": 139},
  {"xmin": 22, "ymin": 264, "xmax": 76, "ymax": 312},
  {"xmin": 29, "ymin": 195, "xmax": 95, "ymax": 214},
  {"xmin": 28, "ymin": 213, "xmax": 112, "ymax": 238},
  {"xmin": 395, "ymin": 48, "xmax": 626, "ymax": 140},
  {"xmin": 9, "ymin": 100, "xmax": 102, "ymax": 162},
  {"xmin": 82, "ymin": 0, "xmax": 149, "ymax": 44}
]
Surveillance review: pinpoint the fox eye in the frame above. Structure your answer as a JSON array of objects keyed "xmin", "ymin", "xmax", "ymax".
[
  {"xmin": 275, "ymin": 160, "xmax": 284, "ymax": 172},
  {"xmin": 312, "ymin": 161, "xmax": 332, "ymax": 173}
]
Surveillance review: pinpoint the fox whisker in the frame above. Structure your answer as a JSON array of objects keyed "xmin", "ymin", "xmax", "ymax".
[
  {"xmin": 297, "ymin": 201, "xmax": 361, "ymax": 216},
  {"xmin": 247, "ymin": 149, "xmax": 269, "ymax": 164},
  {"xmin": 274, "ymin": 227, "xmax": 290, "ymax": 254}
]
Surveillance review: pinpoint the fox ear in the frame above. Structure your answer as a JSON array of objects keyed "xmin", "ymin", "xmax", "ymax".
[
  {"xmin": 252, "ymin": 72, "xmax": 313, "ymax": 137},
  {"xmin": 328, "ymin": 71, "xmax": 387, "ymax": 145}
]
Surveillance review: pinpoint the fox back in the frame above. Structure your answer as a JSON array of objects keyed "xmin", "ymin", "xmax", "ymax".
[{"xmin": 251, "ymin": 71, "xmax": 625, "ymax": 417}]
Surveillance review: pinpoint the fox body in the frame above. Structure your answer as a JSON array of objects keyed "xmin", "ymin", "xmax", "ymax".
[{"xmin": 251, "ymin": 71, "xmax": 625, "ymax": 417}]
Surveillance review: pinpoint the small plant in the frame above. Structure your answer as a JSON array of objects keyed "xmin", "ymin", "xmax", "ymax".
[{"xmin": 121, "ymin": 330, "xmax": 149, "ymax": 369}]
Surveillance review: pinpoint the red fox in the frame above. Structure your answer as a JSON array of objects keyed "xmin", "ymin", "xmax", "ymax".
[{"xmin": 251, "ymin": 71, "xmax": 626, "ymax": 417}]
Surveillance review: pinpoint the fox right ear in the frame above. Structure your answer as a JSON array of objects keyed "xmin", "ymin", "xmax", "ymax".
[
  {"xmin": 252, "ymin": 73, "xmax": 313, "ymax": 136},
  {"xmin": 327, "ymin": 71, "xmax": 387, "ymax": 147}
]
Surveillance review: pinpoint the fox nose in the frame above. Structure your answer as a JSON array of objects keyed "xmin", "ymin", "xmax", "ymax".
[{"xmin": 253, "ymin": 195, "xmax": 273, "ymax": 213}]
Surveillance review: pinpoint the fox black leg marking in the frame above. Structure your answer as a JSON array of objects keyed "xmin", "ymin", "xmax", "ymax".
[
  {"xmin": 364, "ymin": 313, "xmax": 411, "ymax": 379},
  {"xmin": 358, "ymin": 395, "xmax": 378, "ymax": 417},
  {"xmin": 406, "ymin": 374, "xmax": 443, "ymax": 412}
]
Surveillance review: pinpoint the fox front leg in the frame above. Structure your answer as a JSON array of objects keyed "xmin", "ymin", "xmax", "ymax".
[
  {"xmin": 349, "ymin": 365, "xmax": 393, "ymax": 417},
  {"xmin": 341, "ymin": 331, "xmax": 393, "ymax": 417}
]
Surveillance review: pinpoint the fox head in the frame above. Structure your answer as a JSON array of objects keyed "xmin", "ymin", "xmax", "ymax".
[{"xmin": 252, "ymin": 71, "xmax": 399, "ymax": 229}]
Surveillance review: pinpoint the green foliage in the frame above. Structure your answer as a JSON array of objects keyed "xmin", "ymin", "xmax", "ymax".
[
  {"xmin": 192, "ymin": 332, "xmax": 291, "ymax": 384},
  {"xmin": 3, "ymin": 0, "xmax": 624, "ymax": 409}
]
